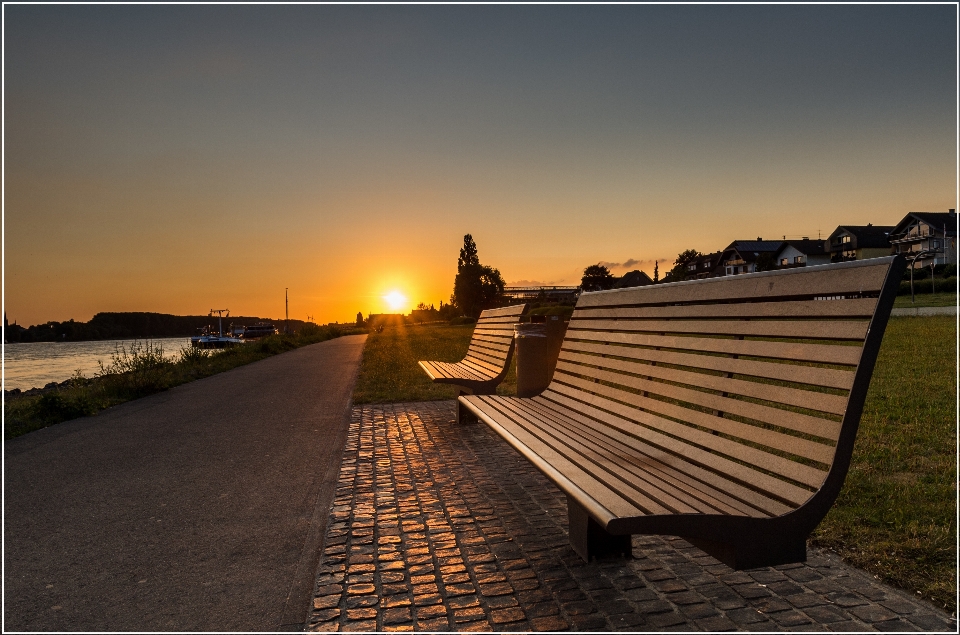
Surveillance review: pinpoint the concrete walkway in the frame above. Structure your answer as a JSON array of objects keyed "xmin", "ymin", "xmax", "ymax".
[
  {"xmin": 5, "ymin": 334, "xmax": 366, "ymax": 632},
  {"xmin": 309, "ymin": 401, "xmax": 955, "ymax": 632}
]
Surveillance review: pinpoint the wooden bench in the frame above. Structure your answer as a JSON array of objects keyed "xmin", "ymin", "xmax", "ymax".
[
  {"xmin": 460, "ymin": 257, "xmax": 904, "ymax": 569},
  {"xmin": 418, "ymin": 304, "xmax": 528, "ymax": 396}
]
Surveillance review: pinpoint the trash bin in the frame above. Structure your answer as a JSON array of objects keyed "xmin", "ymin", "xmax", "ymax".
[{"xmin": 515, "ymin": 316, "xmax": 568, "ymax": 397}]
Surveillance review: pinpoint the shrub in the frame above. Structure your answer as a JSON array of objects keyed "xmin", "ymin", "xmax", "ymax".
[
  {"xmin": 96, "ymin": 340, "xmax": 172, "ymax": 395},
  {"xmin": 34, "ymin": 392, "xmax": 98, "ymax": 424},
  {"xmin": 449, "ymin": 316, "xmax": 476, "ymax": 325},
  {"xmin": 898, "ymin": 277, "xmax": 958, "ymax": 296}
]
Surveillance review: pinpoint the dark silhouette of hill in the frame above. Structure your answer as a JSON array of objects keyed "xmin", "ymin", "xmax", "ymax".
[{"xmin": 6, "ymin": 312, "xmax": 307, "ymax": 343}]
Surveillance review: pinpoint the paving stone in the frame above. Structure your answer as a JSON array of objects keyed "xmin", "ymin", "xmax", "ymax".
[
  {"xmin": 312, "ymin": 609, "xmax": 341, "ymax": 623},
  {"xmin": 906, "ymin": 611, "xmax": 956, "ymax": 631},
  {"xmin": 458, "ymin": 621, "xmax": 493, "ymax": 631},
  {"xmin": 341, "ymin": 620, "xmax": 377, "ymax": 631},
  {"xmin": 696, "ymin": 615, "xmax": 738, "ymax": 631},
  {"xmin": 848, "ymin": 603, "xmax": 899, "ymax": 623},
  {"xmin": 485, "ymin": 595, "xmax": 520, "ymax": 609},
  {"xmin": 644, "ymin": 611, "xmax": 687, "ymax": 628},
  {"xmin": 416, "ymin": 604, "xmax": 448, "ymax": 619},
  {"xmin": 724, "ymin": 607, "xmax": 768, "ymax": 625},
  {"xmin": 678, "ymin": 602, "xmax": 718, "ymax": 620},
  {"xmin": 531, "ymin": 615, "xmax": 569, "ymax": 631},
  {"xmin": 344, "ymin": 608, "xmax": 377, "ymax": 620},
  {"xmin": 344, "ymin": 596, "xmax": 378, "ymax": 609},
  {"xmin": 567, "ymin": 614, "xmax": 609, "ymax": 630},
  {"xmin": 490, "ymin": 607, "xmax": 526, "ymax": 624},
  {"xmin": 874, "ymin": 618, "xmax": 922, "ymax": 631},
  {"xmin": 313, "ymin": 595, "xmax": 340, "ymax": 610},
  {"xmin": 804, "ymin": 603, "xmax": 853, "ymax": 624}
]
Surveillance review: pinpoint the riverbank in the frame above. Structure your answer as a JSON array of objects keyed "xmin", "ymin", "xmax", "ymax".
[{"xmin": 4, "ymin": 325, "xmax": 364, "ymax": 440}]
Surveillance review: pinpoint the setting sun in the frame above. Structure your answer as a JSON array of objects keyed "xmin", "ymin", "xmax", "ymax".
[{"xmin": 383, "ymin": 291, "xmax": 408, "ymax": 312}]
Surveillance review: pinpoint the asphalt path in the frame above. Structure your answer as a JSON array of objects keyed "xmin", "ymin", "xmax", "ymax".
[{"xmin": 4, "ymin": 334, "xmax": 366, "ymax": 631}]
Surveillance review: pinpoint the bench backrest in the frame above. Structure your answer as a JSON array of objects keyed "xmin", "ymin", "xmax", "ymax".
[
  {"xmin": 543, "ymin": 257, "xmax": 904, "ymax": 517},
  {"xmin": 462, "ymin": 304, "xmax": 528, "ymax": 374}
]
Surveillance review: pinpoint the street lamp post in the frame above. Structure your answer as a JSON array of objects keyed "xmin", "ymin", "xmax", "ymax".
[{"xmin": 907, "ymin": 250, "xmax": 937, "ymax": 304}]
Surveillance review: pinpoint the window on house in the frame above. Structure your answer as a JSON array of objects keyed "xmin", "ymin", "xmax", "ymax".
[
  {"xmin": 841, "ymin": 235, "xmax": 851, "ymax": 244},
  {"xmin": 687, "ymin": 263, "xmax": 697, "ymax": 271},
  {"xmin": 780, "ymin": 258, "xmax": 788, "ymax": 266},
  {"xmin": 794, "ymin": 256, "xmax": 803, "ymax": 264}
]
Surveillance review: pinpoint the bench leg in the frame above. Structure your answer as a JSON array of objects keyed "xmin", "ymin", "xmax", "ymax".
[
  {"xmin": 687, "ymin": 535, "xmax": 807, "ymax": 570},
  {"xmin": 457, "ymin": 393, "xmax": 478, "ymax": 424},
  {"xmin": 567, "ymin": 496, "xmax": 632, "ymax": 561}
]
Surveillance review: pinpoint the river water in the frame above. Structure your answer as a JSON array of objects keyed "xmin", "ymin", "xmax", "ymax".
[{"xmin": 3, "ymin": 338, "xmax": 194, "ymax": 392}]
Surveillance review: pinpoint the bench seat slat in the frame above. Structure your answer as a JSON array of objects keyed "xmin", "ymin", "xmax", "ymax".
[
  {"xmin": 435, "ymin": 361, "xmax": 485, "ymax": 381},
  {"xmin": 555, "ymin": 361, "xmax": 843, "ymax": 442},
  {"xmin": 485, "ymin": 397, "xmax": 701, "ymax": 515},
  {"xmin": 569, "ymin": 319, "xmax": 869, "ymax": 341},
  {"xmin": 464, "ymin": 349, "xmax": 507, "ymax": 368},
  {"xmin": 468, "ymin": 339, "xmax": 511, "ymax": 354},
  {"xmin": 573, "ymin": 298, "xmax": 880, "ymax": 320},
  {"xmin": 568, "ymin": 329, "xmax": 864, "ymax": 366},
  {"xmin": 467, "ymin": 343, "xmax": 510, "ymax": 360},
  {"xmin": 560, "ymin": 351, "xmax": 848, "ymax": 416},
  {"xmin": 504, "ymin": 397, "xmax": 758, "ymax": 516},
  {"xmin": 562, "ymin": 340, "xmax": 857, "ymax": 390},
  {"xmin": 535, "ymin": 391, "xmax": 799, "ymax": 516},
  {"xmin": 464, "ymin": 396, "xmax": 644, "ymax": 521},
  {"xmin": 461, "ymin": 359, "xmax": 504, "ymax": 378},
  {"xmin": 471, "ymin": 333, "xmax": 515, "ymax": 346},
  {"xmin": 546, "ymin": 382, "xmax": 823, "ymax": 501},
  {"xmin": 526, "ymin": 396, "xmax": 789, "ymax": 517}
]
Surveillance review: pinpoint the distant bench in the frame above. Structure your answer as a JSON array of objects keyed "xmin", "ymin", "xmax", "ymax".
[
  {"xmin": 460, "ymin": 257, "xmax": 904, "ymax": 569},
  {"xmin": 419, "ymin": 304, "xmax": 528, "ymax": 399}
]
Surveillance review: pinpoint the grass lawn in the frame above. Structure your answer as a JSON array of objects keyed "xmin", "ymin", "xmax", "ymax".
[
  {"xmin": 354, "ymin": 316, "xmax": 957, "ymax": 612},
  {"xmin": 894, "ymin": 291, "xmax": 957, "ymax": 308},
  {"xmin": 811, "ymin": 315, "xmax": 956, "ymax": 613}
]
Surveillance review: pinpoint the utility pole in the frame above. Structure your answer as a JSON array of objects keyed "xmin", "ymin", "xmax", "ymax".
[{"xmin": 285, "ymin": 288, "xmax": 289, "ymax": 333}]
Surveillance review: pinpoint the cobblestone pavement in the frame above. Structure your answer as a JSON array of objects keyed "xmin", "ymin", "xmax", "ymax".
[{"xmin": 307, "ymin": 401, "xmax": 954, "ymax": 632}]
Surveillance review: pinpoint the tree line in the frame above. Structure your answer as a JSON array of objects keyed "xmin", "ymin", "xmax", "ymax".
[{"xmin": 6, "ymin": 312, "xmax": 305, "ymax": 343}]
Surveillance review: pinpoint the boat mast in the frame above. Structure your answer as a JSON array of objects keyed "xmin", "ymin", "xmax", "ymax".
[{"xmin": 209, "ymin": 309, "xmax": 229, "ymax": 337}]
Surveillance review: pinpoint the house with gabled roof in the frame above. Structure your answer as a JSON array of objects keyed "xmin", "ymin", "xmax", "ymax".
[
  {"xmin": 615, "ymin": 270, "xmax": 654, "ymax": 288},
  {"xmin": 718, "ymin": 239, "xmax": 784, "ymax": 276},
  {"xmin": 774, "ymin": 239, "xmax": 830, "ymax": 269},
  {"xmin": 827, "ymin": 224, "xmax": 893, "ymax": 263},
  {"xmin": 888, "ymin": 209, "xmax": 957, "ymax": 269}
]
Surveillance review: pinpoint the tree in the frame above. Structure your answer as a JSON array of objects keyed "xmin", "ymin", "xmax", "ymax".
[
  {"xmin": 755, "ymin": 252, "xmax": 775, "ymax": 272},
  {"xmin": 669, "ymin": 249, "xmax": 703, "ymax": 282},
  {"xmin": 581, "ymin": 264, "xmax": 616, "ymax": 292},
  {"xmin": 458, "ymin": 234, "xmax": 480, "ymax": 272},
  {"xmin": 654, "ymin": 261, "xmax": 659, "ymax": 283},
  {"xmin": 454, "ymin": 264, "xmax": 505, "ymax": 318},
  {"xmin": 450, "ymin": 234, "xmax": 506, "ymax": 318}
]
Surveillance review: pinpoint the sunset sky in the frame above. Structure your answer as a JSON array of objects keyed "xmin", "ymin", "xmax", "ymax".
[{"xmin": 4, "ymin": 4, "xmax": 956, "ymax": 326}]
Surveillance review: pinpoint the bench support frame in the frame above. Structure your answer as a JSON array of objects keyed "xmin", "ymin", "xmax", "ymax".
[
  {"xmin": 568, "ymin": 497, "xmax": 632, "ymax": 561},
  {"xmin": 686, "ymin": 535, "xmax": 807, "ymax": 570}
]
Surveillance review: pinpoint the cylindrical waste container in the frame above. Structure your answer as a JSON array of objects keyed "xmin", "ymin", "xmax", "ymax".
[{"xmin": 514, "ymin": 323, "xmax": 551, "ymax": 398}]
